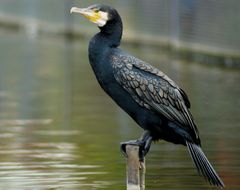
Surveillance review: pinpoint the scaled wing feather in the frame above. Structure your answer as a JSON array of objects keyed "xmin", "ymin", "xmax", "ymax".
[{"xmin": 111, "ymin": 54, "xmax": 199, "ymax": 139}]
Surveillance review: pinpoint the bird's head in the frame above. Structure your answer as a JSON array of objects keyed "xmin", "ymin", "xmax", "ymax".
[{"xmin": 70, "ymin": 4, "xmax": 118, "ymax": 27}]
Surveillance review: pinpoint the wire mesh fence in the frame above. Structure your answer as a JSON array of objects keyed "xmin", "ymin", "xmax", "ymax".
[{"xmin": 0, "ymin": 0, "xmax": 239, "ymax": 66}]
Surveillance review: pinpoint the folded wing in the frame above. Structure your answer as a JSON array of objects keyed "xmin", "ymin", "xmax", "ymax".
[{"xmin": 111, "ymin": 54, "xmax": 199, "ymax": 142}]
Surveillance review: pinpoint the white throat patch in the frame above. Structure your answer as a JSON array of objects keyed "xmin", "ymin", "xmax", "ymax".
[{"xmin": 96, "ymin": 11, "xmax": 108, "ymax": 27}]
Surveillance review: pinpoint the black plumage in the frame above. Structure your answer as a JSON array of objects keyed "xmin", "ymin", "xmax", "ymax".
[
  {"xmin": 111, "ymin": 53, "xmax": 199, "ymax": 144},
  {"xmin": 71, "ymin": 4, "xmax": 224, "ymax": 188}
]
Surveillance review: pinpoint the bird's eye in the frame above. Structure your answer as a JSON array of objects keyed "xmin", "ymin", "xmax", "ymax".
[{"xmin": 93, "ymin": 9, "xmax": 99, "ymax": 13}]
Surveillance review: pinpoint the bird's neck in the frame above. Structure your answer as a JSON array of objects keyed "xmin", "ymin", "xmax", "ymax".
[
  {"xmin": 98, "ymin": 15, "xmax": 123, "ymax": 47},
  {"xmin": 88, "ymin": 15, "xmax": 123, "ymax": 79},
  {"xmin": 88, "ymin": 16, "xmax": 123, "ymax": 65}
]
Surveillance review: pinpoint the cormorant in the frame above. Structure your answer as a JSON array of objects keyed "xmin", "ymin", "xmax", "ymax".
[{"xmin": 70, "ymin": 4, "xmax": 224, "ymax": 188}]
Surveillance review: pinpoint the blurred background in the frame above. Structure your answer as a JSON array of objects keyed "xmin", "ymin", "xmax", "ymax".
[{"xmin": 0, "ymin": 0, "xmax": 239, "ymax": 190}]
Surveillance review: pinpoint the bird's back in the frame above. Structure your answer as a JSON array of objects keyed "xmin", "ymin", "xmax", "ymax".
[{"xmin": 99, "ymin": 48, "xmax": 200, "ymax": 145}]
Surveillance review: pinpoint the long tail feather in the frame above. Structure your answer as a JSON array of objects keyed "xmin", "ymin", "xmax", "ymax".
[{"xmin": 186, "ymin": 141, "xmax": 225, "ymax": 188}]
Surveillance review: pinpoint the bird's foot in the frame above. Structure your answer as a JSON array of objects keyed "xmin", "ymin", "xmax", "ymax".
[{"xmin": 120, "ymin": 135, "xmax": 152, "ymax": 162}]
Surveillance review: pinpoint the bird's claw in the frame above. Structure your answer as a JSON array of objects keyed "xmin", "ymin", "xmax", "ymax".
[{"xmin": 120, "ymin": 139, "xmax": 149, "ymax": 162}]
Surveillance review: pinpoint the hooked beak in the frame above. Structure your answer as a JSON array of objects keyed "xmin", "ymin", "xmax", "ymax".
[
  {"xmin": 70, "ymin": 7, "xmax": 100, "ymax": 24},
  {"xmin": 70, "ymin": 7, "xmax": 88, "ymax": 15},
  {"xmin": 70, "ymin": 6, "xmax": 108, "ymax": 27}
]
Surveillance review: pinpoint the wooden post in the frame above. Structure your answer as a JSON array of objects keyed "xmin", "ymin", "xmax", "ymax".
[{"xmin": 126, "ymin": 145, "xmax": 145, "ymax": 190}]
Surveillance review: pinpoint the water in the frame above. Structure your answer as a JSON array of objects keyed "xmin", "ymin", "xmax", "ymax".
[{"xmin": 0, "ymin": 30, "xmax": 239, "ymax": 190}]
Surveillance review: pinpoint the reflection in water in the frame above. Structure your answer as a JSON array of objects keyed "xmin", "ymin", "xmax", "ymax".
[
  {"xmin": 0, "ymin": 119, "xmax": 52, "ymax": 126},
  {"xmin": 0, "ymin": 31, "xmax": 239, "ymax": 190},
  {"xmin": 0, "ymin": 124, "xmax": 110, "ymax": 190}
]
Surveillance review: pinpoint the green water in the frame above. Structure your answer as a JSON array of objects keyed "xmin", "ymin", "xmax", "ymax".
[{"xmin": 0, "ymin": 30, "xmax": 239, "ymax": 190}]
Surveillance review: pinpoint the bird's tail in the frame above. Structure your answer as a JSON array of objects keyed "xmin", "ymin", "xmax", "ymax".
[{"xmin": 186, "ymin": 141, "xmax": 225, "ymax": 188}]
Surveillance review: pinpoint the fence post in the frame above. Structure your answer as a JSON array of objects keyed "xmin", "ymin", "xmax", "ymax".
[{"xmin": 126, "ymin": 145, "xmax": 145, "ymax": 190}]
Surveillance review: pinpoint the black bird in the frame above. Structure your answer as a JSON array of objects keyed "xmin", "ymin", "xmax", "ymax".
[{"xmin": 71, "ymin": 4, "xmax": 224, "ymax": 188}]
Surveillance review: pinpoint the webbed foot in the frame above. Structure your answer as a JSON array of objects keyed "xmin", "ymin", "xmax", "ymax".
[{"xmin": 120, "ymin": 131, "xmax": 152, "ymax": 162}]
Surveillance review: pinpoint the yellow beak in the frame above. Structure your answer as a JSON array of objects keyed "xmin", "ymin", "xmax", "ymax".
[{"xmin": 70, "ymin": 7, "xmax": 101, "ymax": 24}]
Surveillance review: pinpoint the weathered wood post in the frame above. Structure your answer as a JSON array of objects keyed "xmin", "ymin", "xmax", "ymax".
[{"xmin": 126, "ymin": 145, "xmax": 146, "ymax": 190}]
